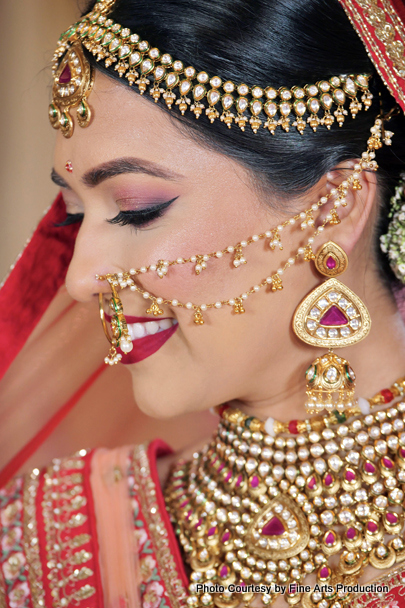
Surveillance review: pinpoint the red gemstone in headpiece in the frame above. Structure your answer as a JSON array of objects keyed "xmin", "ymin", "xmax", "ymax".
[
  {"xmin": 326, "ymin": 256, "xmax": 336, "ymax": 269},
  {"xmin": 222, "ymin": 531, "xmax": 231, "ymax": 543},
  {"xmin": 262, "ymin": 516, "xmax": 285, "ymax": 536},
  {"xmin": 207, "ymin": 526, "xmax": 217, "ymax": 537},
  {"xmin": 319, "ymin": 305, "xmax": 348, "ymax": 326},
  {"xmin": 59, "ymin": 63, "xmax": 72, "ymax": 84},
  {"xmin": 346, "ymin": 527, "xmax": 356, "ymax": 540},
  {"xmin": 220, "ymin": 565, "xmax": 229, "ymax": 578}
]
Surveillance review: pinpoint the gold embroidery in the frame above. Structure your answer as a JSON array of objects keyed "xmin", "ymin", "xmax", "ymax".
[
  {"xmin": 349, "ymin": 565, "xmax": 405, "ymax": 606},
  {"xmin": 133, "ymin": 445, "xmax": 188, "ymax": 608},
  {"xmin": 0, "ymin": 565, "xmax": 7, "ymax": 608},
  {"xmin": 41, "ymin": 451, "xmax": 96, "ymax": 607},
  {"xmin": 340, "ymin": 0, "xmax": 405, "ymax": 108},
  {"xmin": 23, "ymin": 469, "xmax": 46, "ymax": 607}
]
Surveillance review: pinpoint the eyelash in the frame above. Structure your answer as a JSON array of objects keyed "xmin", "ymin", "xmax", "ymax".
[
  {"xmin": 56, "ymin": 198, "xmax": 177, "ymax": 229},
  {"xmin": 108, "ymin": 198, "xmax": 176, "ymax": 228}
]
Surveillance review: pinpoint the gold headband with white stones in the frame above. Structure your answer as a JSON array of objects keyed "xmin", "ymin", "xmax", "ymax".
[{"xmin": 50, "ymin": 0, "xmax": 373, "ymax": 138}]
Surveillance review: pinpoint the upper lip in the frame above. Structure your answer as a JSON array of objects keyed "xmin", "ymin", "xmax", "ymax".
[{"xmin": 104, "ymin": 312, "xmax": 175, "ymax": 323}]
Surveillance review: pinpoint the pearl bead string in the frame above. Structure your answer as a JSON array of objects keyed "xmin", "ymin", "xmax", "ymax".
[
  {"xmin": 96, "ymin": 118, "xmax": 383, "ymax": 328},
  {"xmin": 216, "ymin": 375, "xmax": 405, "ymax": 438},
  {"xmin": 96, "ymin": 118, "xmax": 380, "ymax": 325}
]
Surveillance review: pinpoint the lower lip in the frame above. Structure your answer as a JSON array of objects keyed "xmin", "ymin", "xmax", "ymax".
[{"xmin": 105, "ymin": 314, "xmax": 178, "ymax": 364}]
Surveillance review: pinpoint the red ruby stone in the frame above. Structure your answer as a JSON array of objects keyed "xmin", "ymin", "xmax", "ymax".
[
  {"xmin": 308, "ymin": 476, "xmax": 317, "ymax": 490},
  {"xmin": 380, "ymin": 389, "xmax": 394, "ymax": 403},
  {"xmin": 364, "ymin": 462, "xmax": 376, "ymax": 474},
  {"xmin": 220, "ymin": 565, "xmax": 229, "ymax": 578},
  {"xmin": 217, "ymin": 463, "xmax": 225, "ymax": 473},
  {"xmin": 218, "ymin": 403, "xmax": 230, "ymax": 417},
  {"xmin": 251, "ymin": 476, "xmax": 259, "ymax": 488},
  {"xmin": 180, "ymin": 499, "xmax": 189, "ymax": 508},
  {"xmin": 382, "ymin": 457, "xmax": 394, "ymax": 469},
  {"xmin": 235, "ymin": 475, "xmax": 243, "ymax": 488},
  {"xmin": 224, "ymin": 471, "xmax": 232, "ymax": 483},
  {"xmin": 319, "ymin": 566, "xmax": 330, "ymax": 579},
  {"xmin": 320, "ymin": 305, "xmax": 348, "ymax": 327},
  {"xmin": 345, "ymin": 470, "xmax": 356, "ymax": 482},
  {"xmin": 324, "ymin": 473, "xmax": 333, "ymax": 487},
  {"xmin": 288, "ymin": 420, "xmax": 299, "ymax": 434},
  {"xmin": 325, "ymin": 532, "xmax": 335, "ymax": 546},
  {"xmin": 222, "ymin": 531, "xmax": 231, "ymax": 543},
  {"xmin": 401, "ymin": 448, "xmax": 405, "ymax": 458},
  {"xmin": 59, "ymin": 63, "xmax": 72, "ymax": 84},
  {"xmin": 326, "ymin": 256, "xmax": 336, "ymax": 269},
  {"xmin": 386, "ymin": 512, "xmax": 398, "ymax": 524},
  {"xmin": 207, "ymin": 526, "xmax": 217, "ymax": 537},
  {"xmin": 367, "ymin": 521, "xmax": 378, "ymax": 533},
  {"xmin": 346, "ymin": 527, "xmax": 356, "ymax": 540},
  {"xmin": 262, "ymin": 516, "xmax": 285, "ymax": 536},
  {"xmin": 195, "ymin": 519, "xmax": 203, "ymax": 529}
]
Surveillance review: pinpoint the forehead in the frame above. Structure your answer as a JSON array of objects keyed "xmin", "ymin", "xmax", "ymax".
[{"xmin": 54, "ymin": 71, "xmax": 244, "ymax": 184}]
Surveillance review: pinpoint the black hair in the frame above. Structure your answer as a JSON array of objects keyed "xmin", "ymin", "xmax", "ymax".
[{"xmin": 82, "ymin": 0, "xmax": 405, "ymax": 287}]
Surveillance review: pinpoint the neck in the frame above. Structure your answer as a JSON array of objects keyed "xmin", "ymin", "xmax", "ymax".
[{"xmin": 228, "ymin": 272, "xmax": 405, "ymax": 425}]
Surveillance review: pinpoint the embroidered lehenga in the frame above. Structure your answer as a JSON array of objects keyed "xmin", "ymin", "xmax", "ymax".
[{"xmin": 1, "ymin": 0, "xmax": 405, "ymax": 607}]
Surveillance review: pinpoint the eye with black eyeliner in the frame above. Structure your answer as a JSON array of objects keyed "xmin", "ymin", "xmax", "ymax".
[
  {"xmin": 56, "ymin": 197, "xmax": 178, "ymax": 229},
  {"xmin": 55, "ymin": 213, "xmax": 84, "ymax": 227},
  {"xmin": 107, "ymin": 197, "xmax": 177, "ymax": 228}
]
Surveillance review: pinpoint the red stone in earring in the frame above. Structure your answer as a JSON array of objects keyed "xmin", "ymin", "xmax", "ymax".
[{"xmin": 65, "ymin": 161, "xmax": 73, "ymax": 173}]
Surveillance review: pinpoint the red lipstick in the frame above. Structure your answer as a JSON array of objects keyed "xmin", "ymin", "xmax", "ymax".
[{"xmin": 105, "ymin": 313, "xmax": 178, "ymax": 364}]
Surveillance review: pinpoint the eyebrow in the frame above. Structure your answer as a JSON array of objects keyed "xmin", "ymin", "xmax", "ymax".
[
  {"xmin": 51, "ymin": 156, "xmax": 184, "ymax": 191},
  {"xmin": 51, "ymin": 169, "xmax": 70, "ymax": 189},
  {"xmin": 82, "ymin": 157, "xmax": 184, "ymax": 187}
]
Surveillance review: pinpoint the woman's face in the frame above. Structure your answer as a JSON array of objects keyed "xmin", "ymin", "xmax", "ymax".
[{"xmin": 54, "ymin": 72, "xmax": 324, "ymax": 418}]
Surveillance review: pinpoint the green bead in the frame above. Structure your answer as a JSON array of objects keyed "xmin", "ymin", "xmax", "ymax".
[
  {"xmin": 245, "ymin": 417, "xmax": 254, "ymax": 429},
  {"xmin": 333, "ymin": 410, "xmax": 346, "ymax": 423}
]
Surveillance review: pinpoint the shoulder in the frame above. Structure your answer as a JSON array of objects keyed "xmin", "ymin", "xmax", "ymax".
[
  {"xmin": 0, "ymin": 449, "xmax": 102, "ymax": 607},
  {"xmin": 0, "ymin": 442, "xmax": 180, "ymax": 608}
]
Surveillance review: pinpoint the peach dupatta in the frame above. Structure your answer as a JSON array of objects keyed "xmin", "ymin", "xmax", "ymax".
[{"xmin": 90, "ymin": 446, "xmax": 141, "ymax": 608}]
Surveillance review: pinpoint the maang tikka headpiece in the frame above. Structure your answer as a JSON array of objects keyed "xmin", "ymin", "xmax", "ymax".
[{"xmin": 50, "ymin": 0, "xmax": 374, "ymax": 138}]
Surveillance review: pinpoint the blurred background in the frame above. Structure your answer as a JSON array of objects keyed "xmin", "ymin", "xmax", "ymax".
[{"xmin": 0, "ymin": 0, "xmax": 79, "ymax": 280}]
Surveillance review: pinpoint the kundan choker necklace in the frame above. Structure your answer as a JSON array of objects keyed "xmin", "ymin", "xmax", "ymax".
[{"xmin": 165, "ymin": 377, "xmax": 405, "ymax": 608}]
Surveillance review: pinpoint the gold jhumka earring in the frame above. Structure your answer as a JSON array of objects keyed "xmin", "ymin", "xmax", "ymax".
[{"xmin": 293, "ymin": 241, "xmax": 371, "ymax": 414}]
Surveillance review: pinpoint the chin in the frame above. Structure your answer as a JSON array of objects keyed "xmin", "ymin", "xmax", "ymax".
[{"xmin": 130, "ymin": 376, "xmax": 198, "ymax": 419}]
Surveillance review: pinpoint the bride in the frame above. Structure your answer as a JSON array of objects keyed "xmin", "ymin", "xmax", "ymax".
[{"xmin": 1, "ymin": 0, "xmax": 405, "ymax": 606}]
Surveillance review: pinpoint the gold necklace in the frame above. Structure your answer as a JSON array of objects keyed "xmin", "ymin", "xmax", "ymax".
[{"xmin": 165, "ymin": 377, "xmax": 405, "ymax": 608}]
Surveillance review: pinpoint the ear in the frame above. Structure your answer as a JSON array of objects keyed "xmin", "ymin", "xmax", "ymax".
[{"xmin": 315, "ymin": 160, "xmax": 378, "ymax": 256}]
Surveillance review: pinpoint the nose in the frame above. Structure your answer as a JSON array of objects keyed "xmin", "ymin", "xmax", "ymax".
[{"xmin": 65, "ymin": 217, "xmax": 121, "ymax": 302}]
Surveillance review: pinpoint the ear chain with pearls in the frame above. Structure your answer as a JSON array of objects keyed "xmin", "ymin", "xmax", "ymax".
[{"xmin": 97, "ymin": 118, "xmax": 384, "ymax": 363}]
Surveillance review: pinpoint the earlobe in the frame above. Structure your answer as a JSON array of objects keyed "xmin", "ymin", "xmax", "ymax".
[{"xmin": 317, "ymin": 160, "xmax": 378, "ymax": 256}]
